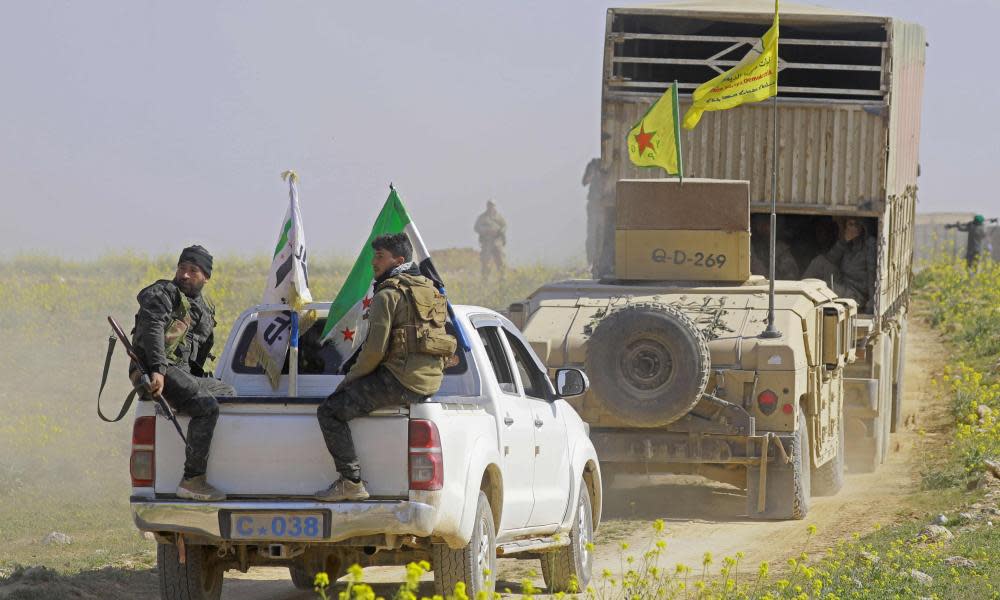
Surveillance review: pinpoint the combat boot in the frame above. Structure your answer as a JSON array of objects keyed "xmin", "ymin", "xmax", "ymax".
[
  {"xmin": 314, "ymin": 478, "xmax": 370, "ymax": 502},
  {"xmin": 176, "ymin": 475, "xmax": 227, "ymax": 501}
]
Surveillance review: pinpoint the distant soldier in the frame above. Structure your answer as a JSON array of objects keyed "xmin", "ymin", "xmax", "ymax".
[
  {"xmin": 946, "ymin": 214, "xmax": 996, "ymax": 268},
  {"xmin": 582, "ymin": 157, "xmax": 613, "ymax": 275},
  {"xmin": 803, "ymin": 218, "xmax": 877, "ymax": 312},
  {"xmin": 474, "ymin": 200, "xmax": 506, "ymax": 278},
  {"xmin": 750, "ymin": 214, "xmax": 800, "ymax": 280},
  {"xmin": 583, "ymin": 152, "xmax": 618, "ymax": 278},
  {"xmin": 131, "ymin": 245, "xmax": 235, "ymax": 501}
]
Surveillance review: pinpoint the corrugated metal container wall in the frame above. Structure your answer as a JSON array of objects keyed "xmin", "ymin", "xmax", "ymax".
[
  {"xmin": 601, "ymin": 7, "xmax": 925, "ymax": 321},
  {"xmin": 879, "ymin": 21, "xmax": 925, "ymax": 317},
  {"xmin": 605, "ymin": 99, "xmax": 888, "ymax": 212}
]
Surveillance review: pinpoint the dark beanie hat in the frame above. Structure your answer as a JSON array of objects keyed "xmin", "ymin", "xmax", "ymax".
[{"xmin": 178, "ymin": 245, "xmax": 213, "ymax": 278}]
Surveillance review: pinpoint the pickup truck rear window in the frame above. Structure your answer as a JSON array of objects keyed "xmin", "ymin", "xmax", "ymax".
[{"xmin": 230, "ymin": 317, "xmax": 478, "ymax": 395}]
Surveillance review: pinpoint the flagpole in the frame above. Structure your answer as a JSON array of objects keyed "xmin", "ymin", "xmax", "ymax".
[
  {"xmin": 672, "ymin": 80, "xmax": 684, "ymax": 184},
  {"xmin": 760, "ymin": 75, "xmax": 781, "ymax": 339}
]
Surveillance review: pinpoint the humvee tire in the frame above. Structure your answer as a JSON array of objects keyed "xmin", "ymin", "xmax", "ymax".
[
  {"xmin": 586, "ymin": 303, "xmax": 711, "ymax": 427},
  {"xmin": 747, "ymin": 411, "xmax": 811, "ymax": 520},
  {"xmin": 890, "ymin": 318, "xmax": 907, "ymax": 433},
  {"xmin": 811, "ymin": 418, "xmax": 845, "ymax": 496}
]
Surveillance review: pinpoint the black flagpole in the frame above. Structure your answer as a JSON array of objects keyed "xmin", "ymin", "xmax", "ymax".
[{"xmin": 760, "ymin": 90, "xmax": 782, "ymax": 339}]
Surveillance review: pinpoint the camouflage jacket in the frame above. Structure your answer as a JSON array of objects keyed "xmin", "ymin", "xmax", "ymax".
[
  {"xmin": 132, "ymin": 279, "xmax": 217, "ymax": 376},
  {"xmin": 825, "ymin": 236, "xmax": 877, "ymax": 308},
  {"xmin": 750, "ymin": 238, "xmax": 800, "ymax": 280},
  {"xmin": 956, "ymin": 222, "xmax": 986, "ymax": 261},
  {"xmin": 342, "ymin": 271, "xmax": 448, "ymax": 397},
  {"xmin": 474, "ymin": 211, "xmax": 507, "ymax": 244}
]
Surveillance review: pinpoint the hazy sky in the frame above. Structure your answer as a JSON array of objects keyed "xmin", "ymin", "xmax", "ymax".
[{"xmin": 1, "ymin": 1, "xmax": 996, "ymax": 262}]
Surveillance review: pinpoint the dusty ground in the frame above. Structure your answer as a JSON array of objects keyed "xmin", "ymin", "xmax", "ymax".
[{"xmin": 0, "ymin": 318, "xmax": 951, "ymax": 599}]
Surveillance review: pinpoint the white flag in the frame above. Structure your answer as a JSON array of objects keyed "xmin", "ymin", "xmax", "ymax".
[{"xmin": 248, "ymin": 171, "xmax": 314, "ymax": 389}]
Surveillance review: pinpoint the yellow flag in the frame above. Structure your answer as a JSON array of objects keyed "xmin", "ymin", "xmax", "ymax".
[
  {"xmin": 627, "ymin": 83, "xmax": 682, "ymax": 176},
  {"xmin": 682, "ymin": 1, "xmax": 779, "ymax": 130}
]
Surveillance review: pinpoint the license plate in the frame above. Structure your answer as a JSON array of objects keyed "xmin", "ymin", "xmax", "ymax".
[{"xmin": 230, "ymin": 512, "xmax": 324, "ymax": 540}]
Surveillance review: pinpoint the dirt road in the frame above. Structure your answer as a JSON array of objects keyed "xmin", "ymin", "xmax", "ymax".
[{"xmin": 213, "ymin": 317, "xmax": 947, "ymax": 599}]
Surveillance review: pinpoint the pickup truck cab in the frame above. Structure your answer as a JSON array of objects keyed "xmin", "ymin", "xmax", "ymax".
[{"xmin": 129, "ymin": 303, "xmax": 602, "ymax": 599}]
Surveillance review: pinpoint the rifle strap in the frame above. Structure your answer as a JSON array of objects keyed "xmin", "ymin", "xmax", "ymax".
[{"xmin": 97, "ymin": 335, "xmax": 143, "ymax": 423}]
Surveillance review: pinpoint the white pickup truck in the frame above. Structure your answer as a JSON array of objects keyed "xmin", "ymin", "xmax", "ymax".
[{"xmin": 129, "ymin": 303, "xmax": 602, "ymax": 599}]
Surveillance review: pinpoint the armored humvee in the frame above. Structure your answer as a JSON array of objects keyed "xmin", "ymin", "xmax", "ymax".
[{"xmin": 510, "ymin": 179, "xmax": 856, "ymax": 519}]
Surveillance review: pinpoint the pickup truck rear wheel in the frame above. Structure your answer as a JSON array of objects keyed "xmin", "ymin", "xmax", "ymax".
[
  {"xmin": 541, "ymin": 482, "xmax": 594, "ymax": 593},
  {"xmin": 158, "ymin": 542, "xmax": 223, "ymax": 600},
  {"xmin": 289, "ymin": 565, "xmax": 313, "ymax": 590},
  {"xmin": 432, "ymin": 491, "xmax": 496, "ymax": 597}
]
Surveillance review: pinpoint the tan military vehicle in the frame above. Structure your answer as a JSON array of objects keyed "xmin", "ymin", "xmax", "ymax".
[
  {"xmin": 510, "ymin": 179, "xmax": 856, "ymax": 519},
  {"xmin": 584, "ymin": 2, "xmax": 922, "ymax": 476}
]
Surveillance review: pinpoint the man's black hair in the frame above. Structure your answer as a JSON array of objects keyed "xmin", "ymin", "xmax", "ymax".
[{"xmin": 372, "ymin": 233, "xmax": 413, "ymax": 262}]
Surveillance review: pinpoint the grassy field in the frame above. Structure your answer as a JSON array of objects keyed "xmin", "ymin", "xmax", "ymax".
[
  {"xmin": 0, "ymin": 250, "xmax": 586, "ymax": 575},
  {"xmin": 2, "ymin": 252, "xmax": 998, "ymax": 599}
]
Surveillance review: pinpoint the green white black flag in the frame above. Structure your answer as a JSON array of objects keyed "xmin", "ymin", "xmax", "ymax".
[{"xmin": 248, "ymin": 171, "xmax": 314, "ymax": 388}]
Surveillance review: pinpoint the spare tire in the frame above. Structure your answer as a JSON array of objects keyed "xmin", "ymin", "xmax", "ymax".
[{"xmin": 585, "ymin": 302, "xmax": 711, "ymax": 427}]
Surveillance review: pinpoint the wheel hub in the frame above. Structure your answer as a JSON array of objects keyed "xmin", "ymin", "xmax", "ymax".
[{"xmin": 620, "ymin": 339, "xmax": 674, "ymax": 392}]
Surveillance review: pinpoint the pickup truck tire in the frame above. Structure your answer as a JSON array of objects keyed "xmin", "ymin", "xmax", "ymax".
[
  {"xmin": 541, "ymin": 482, "xmax": 594, "ymax": 593},
  {"xmin": 586, "ymin": 303, "xmax": 710, "ymax": 427},
  {"xmin": 289, "ymin": 566, "xmax": 313, "ymax": 590},
  {"xmin": 157, "ymin": 542, "xmax": 223, "ymax": 600},
  {"xmin": 811, "ymin": 417, "xmax": 845, "ymax": 496},
  {"xmin": 433, "ymin": 491, "xmax": 496, "ymax": 597}
]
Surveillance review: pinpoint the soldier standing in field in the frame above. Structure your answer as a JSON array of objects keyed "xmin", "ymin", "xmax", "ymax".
[
  {"xmin": 474, "ymin": 200, "xmax": 507, "ymax": 279},
  {"xmin": 582, "ymin": 150, "xmax": 616, "ymax": 278},
  {"xmin": 582, "ymin": 157, "xmax": 610, "ymax": 273},
  {"xmin": 131, "ymin": 245, "xmax": 235, "ymax": 501},
  {"xmin": 946, "ymin": 214, "xmax": 994, "ymax": 268},
  {"xmin": 314, "ymin": 234, "xmax": 455, "ymax": 502}
]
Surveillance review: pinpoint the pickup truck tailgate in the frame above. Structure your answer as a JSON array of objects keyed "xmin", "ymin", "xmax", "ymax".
[{"xmin": 153, "ymin": 403, "xmax": 410, "ymax": 498}]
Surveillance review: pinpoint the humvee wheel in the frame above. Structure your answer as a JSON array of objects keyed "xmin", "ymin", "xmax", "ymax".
[
  {"xmin": 812, "ymin": 418, "xmax": 845, "ymax": 496},
  {"xmin": 747, "ymin": 410, "xmax": 811, "ymax": 520},
  {"xmin": 586, "ymin": 303, "xmax": 710, "ymax": 427}
]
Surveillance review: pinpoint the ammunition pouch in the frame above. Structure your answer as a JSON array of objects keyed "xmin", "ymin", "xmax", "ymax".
[
  {"xmin": 381, "ymin": 277, "xmax": 457, "ymax": 359},
  {"xmin": 164, "ymin": 294, "xmax": 193, "ymax": 362}
]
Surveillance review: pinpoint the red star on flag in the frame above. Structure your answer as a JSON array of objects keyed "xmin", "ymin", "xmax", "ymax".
[
  {"xmin": 362, "ymin": 296, "xmax": 373, "ymax": 309},
  {"xmin": 634, "ymin": 122, "xmax": 655, "ymax": 154},
  {"xmin": 341, "ymin": 328, "xmax": 355, "ymax": 341}
]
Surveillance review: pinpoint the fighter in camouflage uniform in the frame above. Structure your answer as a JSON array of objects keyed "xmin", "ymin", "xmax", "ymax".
[
  {"xmin": 803, "ymin": 218, "xmax": 877, "ymax": 312},
  {"xmin": 474, "ymin": 200, "xmax": 507, "ymax": 279},
  {"xmin": 947, "ymin": 214, "xmax": 990, "ymax": 268},
  {"xmin": 582, "ymin": 157, "xmax": 614, "ymax": 278},
  {"xmin": 315, "ymin": 233, "xmax": 456, "ymax": 502},
  {"xmin": 750, "ymin": 214, "xmax": 800, "ymax": 280},
  {"xmin": 131, "ymin": 245, "xmax": 235, "ymax": 501}
]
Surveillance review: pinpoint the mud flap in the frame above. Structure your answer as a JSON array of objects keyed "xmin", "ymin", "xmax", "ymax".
[{"xmin": 746, "ymin": 429, "xmax": 808, "ymax": 520}]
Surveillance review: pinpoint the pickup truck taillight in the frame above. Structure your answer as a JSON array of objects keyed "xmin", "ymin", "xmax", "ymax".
[
  {"xmin": 408, "ymin": 419, "xmax": 442, "ymax": 491},
  {"xmin": 131, "ymin": 416, "xmax": 156, "ymax": 487}
]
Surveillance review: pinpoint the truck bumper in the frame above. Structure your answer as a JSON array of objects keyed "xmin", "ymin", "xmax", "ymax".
[{"xmin": 131, "ymin": 497, "xmax": 437, "ymax": 544}]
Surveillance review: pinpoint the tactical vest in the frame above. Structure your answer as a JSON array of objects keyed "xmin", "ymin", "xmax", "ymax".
[
  {"xmin": 378, "ymin": 276, "xmax": 457, "ymax": 359},
  {"xmin": 164, "ymin": 290, "xmax": 216, "ymax": 367}
]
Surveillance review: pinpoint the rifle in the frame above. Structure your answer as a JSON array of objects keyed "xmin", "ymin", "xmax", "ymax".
[
  {"xmin": 101, "ymin": 316, "xmax": 187, "ymax": 444},
  {"xmin": 945, "ymin": 218, "xmax": 999, "ymax": 229}
]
